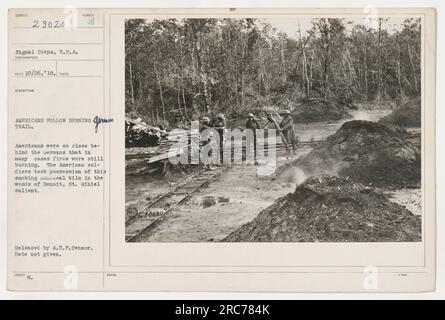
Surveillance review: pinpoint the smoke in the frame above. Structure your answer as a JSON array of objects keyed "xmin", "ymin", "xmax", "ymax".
[
  {"xmin": 276, "ymin": 157, "xmax": 347, "ymax": 188},
  {"xmin": 278, "ymin": 166, "xmax": 307, "ymax": 185},
  {"xmin": 351, "ymin": 110, "xmax": 374, "ymax": 122},
  {"xmin": 351, "ymin": 110, "xmax": 393, "ymax": 122}
]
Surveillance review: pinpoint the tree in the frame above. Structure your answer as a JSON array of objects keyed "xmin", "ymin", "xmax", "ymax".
[{"xmin": 125, "ymin": 17, "xmax": 422, "ymax": 126}]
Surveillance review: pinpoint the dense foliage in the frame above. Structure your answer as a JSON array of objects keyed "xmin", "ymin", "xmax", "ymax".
[{"xmin": 125, "ymin": 18, "xmax": 421, "ymax": 126}]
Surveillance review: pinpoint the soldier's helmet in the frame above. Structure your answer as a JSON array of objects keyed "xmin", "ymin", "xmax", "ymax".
[
  {"xmin": 202, "ymin": 116, "xmax": 210, "ymax": 123},
  {"xmin": 247, "ymin": 113, "xmax": 254, "ymax": 118},
  {"xmin": 216, "ymin": 113, "xmax": 225, "ymax": 119},
  {"xmin": 282, "ymin": 110, "xmax": 291, "ymax": 115}
]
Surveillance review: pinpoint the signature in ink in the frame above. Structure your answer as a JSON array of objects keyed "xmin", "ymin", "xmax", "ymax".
[{"xmin": 93, "ymin": 116, "xmax": 114, "ymax": 133}]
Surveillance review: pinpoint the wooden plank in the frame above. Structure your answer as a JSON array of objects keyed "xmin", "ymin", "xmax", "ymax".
[{"xmin": 126, "ymin": 117, "xmax": 166, "ymax": 133}]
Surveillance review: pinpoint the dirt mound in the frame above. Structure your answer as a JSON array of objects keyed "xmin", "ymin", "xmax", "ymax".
[
  {"xmin": 224, "ymin": 176, "xmax": 421, "ymax": 242},
  {"xmin": 291, "ymin": 98, "xmax": 354, "ymax": 123},
  {"xmin": 286, "ymin": 120, "xmax": 420, "ymax": 188},
  {"xmin": 380, "ymin": 97, "xmax": 421, "ymax": 128}
]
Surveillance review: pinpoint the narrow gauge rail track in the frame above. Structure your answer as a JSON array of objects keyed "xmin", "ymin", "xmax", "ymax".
[
  {"xmin": 125, "ymin": 167, "xmax": 226, "ymax": 242},
  {"xmin": 125, "ymin": 139, "xmax": 324, "ymax": 160},
  {"xmin": 125, "ymin": 139, "xmax": 324, "ymax": 241}
]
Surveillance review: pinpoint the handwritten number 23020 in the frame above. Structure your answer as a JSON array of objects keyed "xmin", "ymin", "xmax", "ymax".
[{"xmin": 32, "ymin": 20, "xmax": 65, "ymax": 28}]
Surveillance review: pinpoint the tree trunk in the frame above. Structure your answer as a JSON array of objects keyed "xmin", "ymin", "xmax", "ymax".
[
  {"xmin": 181, "ymin": 82, "xmax": 187, "ymax": 118},
  {"xmin": 177, "ymin": 88, "xmax": 182, "ymax": 116},
  {"xmin": 192, "ymin": 23, "xmax": 210, "ymax": 112},
  {"xmin": 298, "ymin": 25, "xmax": 310, "ymax": 98},
  {"xmin": 377, "ymin": 18, "xmax": 383, "ymax": 104},
  {"xmin": 153, "ymin": 63, "xmax": 165, "ymax": 122},
  {"xmin": 129, "ymin": 60, "xmax": 135, "ymax": 104},
  {"xmin": 323, "ymin": 50, "xmax": 329, "ymax": 101},
  {"xmin": 408, "ymin": 44, "xmax": 419, "ymax": 93},
  {"xmin": 303, "ymin": 51, "xmax": 310, "ymax": 98},
  {"xmin": 363, "ymin": 40, "xmax": 368, "ymax": 101},
  {"xmin": 309, "ymin": 50, "xmax": 314, "ymax": 94},
  {"xmin": 321, "ymin": 20, "xmax": 330, "ymax": 101},
  {"xmin": 396, "ymin": 35, "xmax": 405, "ymax": 102},
  {"xmin": 258, "ymin": 47, "xmax": 270, "ymax": 100},
  {"xmin": 179, "ymin": 39, "xmax": 188, "ymax": 118}
]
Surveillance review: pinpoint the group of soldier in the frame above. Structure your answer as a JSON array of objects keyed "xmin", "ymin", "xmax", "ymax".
[{"xmin": 197, "ymin": 110, "xmax": 297, "ymax": 169}]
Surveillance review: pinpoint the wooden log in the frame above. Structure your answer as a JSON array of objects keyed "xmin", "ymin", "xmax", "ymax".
[{"xmin": 268, "ymin": 113, "xmax": 291, "ymax": 153}]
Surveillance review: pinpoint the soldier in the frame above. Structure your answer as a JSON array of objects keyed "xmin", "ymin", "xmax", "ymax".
[
  {"xmin": 213, "ymin": 114, "xmax": 226, "ymax": 164},
  {"xmin": 199, "ymin": 116, "xmax": 215, "ymax": 171},
  {"xmin": 200, "ymin": 116, "xmax": 211, "ymax": 132},
  {"xmin": 246, "ymin": 113, "xmax": 260, "ymax": 162},
  {"xmin": 213, "ymin": 113, "xmax": 226, "ymax": 128},
  {"xmin": 279, "ymin": 110, "xmax": 297, "ymax": 155},
  {"xmin": 246, "ymin": 113, "xmax": 260, "ymax": 130}
]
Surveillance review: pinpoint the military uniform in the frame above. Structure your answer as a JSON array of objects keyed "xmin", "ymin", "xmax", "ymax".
[
  {"xmin": 214, "ymin": 115, "xmax": 226, "ymax": 164},
  {"xmin": 200, "ymin": 118, "xmax": 214, "ymax": 169},
  {"xmin": 246, "ymin": 114, "xmax": 260, "ymax": 161},
  {"xmin": 280, "ymin": 113, "xmax": 297, "ymax": 154},
  {"xmin": 246, "ymin": 117, "xmax": 260, "ymax": 130}
]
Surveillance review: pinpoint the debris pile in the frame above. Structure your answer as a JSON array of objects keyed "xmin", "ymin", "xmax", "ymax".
[
  {"xmin": 224, "ymin": 176, "xmax": 421, "ymax": 242},
  {"xmin": 286, "ymin": 120, "xmax": 420, "ymax": 188},
  {"xmin": 380, "ymin": 97, "xmax": 421, "ymax": 129},
  {"xmin": 125, "ymin": 117, "xmax": 166, "ymax": 148},
  {"xmin": 291, "ymin": 98, "xmax": 354, "ymax": 123}
]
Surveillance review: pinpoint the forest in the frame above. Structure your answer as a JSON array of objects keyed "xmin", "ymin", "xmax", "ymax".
[{"xmin": 125, "ymin": 17, "xmax": 421, "ymax": 127}]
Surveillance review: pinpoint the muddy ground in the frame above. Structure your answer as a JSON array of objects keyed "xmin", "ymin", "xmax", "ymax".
[
  {"xmin": 125, "ymin": 109, "xmax": 422, "ymax": 242},
  {"xmin": 224, "ymin": 176, "xmax": 421, "ymax": 242},
  {"xmin": 384, "ymin": 188, "xmax": 422, "ymax": 217},
  {"xmin": 126, "ymin": 147, "xmax": 313, "ymax": 242}
]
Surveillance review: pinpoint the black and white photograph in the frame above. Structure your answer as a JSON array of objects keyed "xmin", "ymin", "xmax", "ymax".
[
  {"xmin": 4, "ymin": 2, "xmax": 441, "ymax": 297},
  {"xmin": 124, "ymin": 16, "xmax": 422, "ymax": 243}
]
